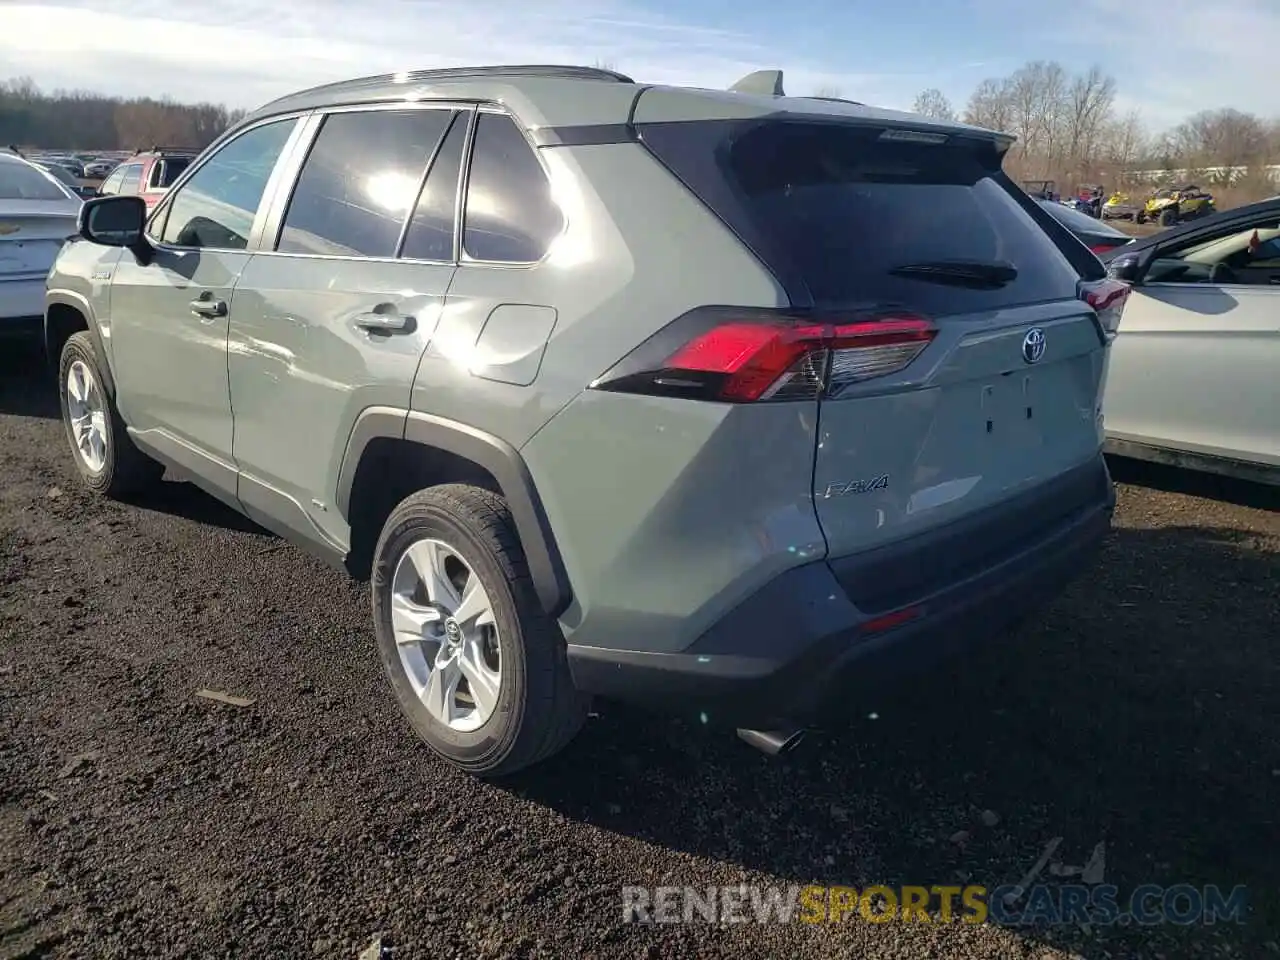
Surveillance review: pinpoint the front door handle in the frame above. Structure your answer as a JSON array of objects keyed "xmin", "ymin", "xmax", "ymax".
[
  {"xmin": 353, "ymin": 310, "xmax": 411, "ymax": 333},
  {"xmin": 190, "ymin": 296, "xmax": 227, "ymax": 318}
]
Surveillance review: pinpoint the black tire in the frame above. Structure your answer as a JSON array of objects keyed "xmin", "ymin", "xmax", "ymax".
[
  {"xmin": 57, "ymin": 331, "xmax": 162, "ymax": 497},
  {"xmin": 1136, "ymin": 210, "xmax": 1146, "ymax": 224},
  {"xmin": 1160, "ymin": 206, "xmax": 1178, "ymax": 227},
  {"xmin": 372, "ymin": 483, "xmax": 586, "ymax": 777}
]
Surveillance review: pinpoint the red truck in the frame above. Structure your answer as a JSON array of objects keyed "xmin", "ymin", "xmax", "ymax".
[{"xmin": 95, "ymin": 147, "xmax": 198, "ymax": 211}]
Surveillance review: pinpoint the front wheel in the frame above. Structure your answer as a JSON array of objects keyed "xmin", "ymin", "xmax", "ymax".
[
  {"xmin": 57, "ymin": 332, "xmax": 162, "ymax": 497},
  {"xmin": 1160, "ymin": 206, "xmax": 1178, "ymax": 227},
  {"xmin": 371, "ymin": 484, "xmax": 586, "ymax": 777}
]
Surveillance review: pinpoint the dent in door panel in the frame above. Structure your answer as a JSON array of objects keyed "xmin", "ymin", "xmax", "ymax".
[{"xmin": 471, "ymin": 304, "xmax": 558, "ymax": 386}]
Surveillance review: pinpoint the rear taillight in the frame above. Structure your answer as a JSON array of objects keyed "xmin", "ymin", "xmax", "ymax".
[
  {"xmin": 1088, "ymin": 243, "xmax": 1119, "ymax": 253},
  {"xmin": 589, "ymin": 307, "xmax": 937, "ymax": 403},
  {"xmin": 1078, "ymin": 278, "xmax": 1130, "ymax": 341}
]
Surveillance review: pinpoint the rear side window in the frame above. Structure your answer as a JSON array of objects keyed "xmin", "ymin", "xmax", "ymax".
[
  {"xmin": 643, "ymin": 120, "xmax": 1082, "ymax": 314},
  {"xmin": 278, "ymin": 108, "xmax": 453, "ymax": 258},
  {"xmin": 400, "ymin": 112, "xmax": 468, "ymax": 261},
  {"xmin": 154, "ymin": 157, "xmax": 190, "ymax": 188},
  {"xmin": 462, "ymin": 113, "xmax": 563, "ymax": 263}
]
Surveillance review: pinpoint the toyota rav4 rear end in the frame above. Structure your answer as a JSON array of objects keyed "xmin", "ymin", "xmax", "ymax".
[{"xmin": 521, "ymin": 87, "xmax": 1125, "ymax": 734}]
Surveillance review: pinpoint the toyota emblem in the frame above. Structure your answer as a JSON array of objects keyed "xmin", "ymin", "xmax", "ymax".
[{"xmin": 1022, "ymin": 328, "xmax": 1046, "ymax": 364}]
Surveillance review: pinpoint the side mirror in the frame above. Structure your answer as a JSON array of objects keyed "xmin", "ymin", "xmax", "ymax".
[
  {"xmin": 78, "ymin": 195, "xmax": 152, "ymax": 263},
  {"xmin": 1106, "ymin": 252, "xmax": 1143, "ymax": 284}
]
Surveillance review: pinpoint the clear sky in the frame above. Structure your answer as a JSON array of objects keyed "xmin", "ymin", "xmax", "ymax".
[{"xmin": 1, "ymin": 0, "xmax": 1274, "ymax": 132}]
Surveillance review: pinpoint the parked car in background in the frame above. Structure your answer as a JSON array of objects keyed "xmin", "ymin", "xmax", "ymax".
[
  {"xmin": 95, "ymin": 147, "xmax": 197, "ymax": 210},
  {"xmin": 83, "ymin": 159, "xmax": 117, "ymax": 179},
  {"xmin": 35, "ymin": 162, "xmax": 97, "ymax": 199},
  {"xmin": 1100, "ymin": 196, "xmax": 1280, "ymax": 484},
  {"xmin": 45, "ymin": 64, "xmax": 1124, "ymax": 775},
  {"xmin": 0, "ymin": 151, "xmax": 82, "ymax": 338},
  {"xmin": 1036, "ymin": 199, "xmax": 1135, "ymax": 255}
]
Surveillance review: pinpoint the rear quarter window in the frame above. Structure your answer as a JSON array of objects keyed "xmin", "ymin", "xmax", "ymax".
[{"xmin": 642, "ymin": 119, "xmax": 1084, "ymax": 315}]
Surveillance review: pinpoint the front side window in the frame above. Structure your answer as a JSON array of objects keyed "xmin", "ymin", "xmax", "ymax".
[
  {"xmin": 277, "ymin": 108, "xmax": 453, "ymax": 258},
  {"xmin": 99, "ymin": 167, "xmax": 126, "ymax": 195},
  {"xmin": 462, "ymin": 112, "xmax": 563, "ymax": 263},
  {"xmin": 160, "ymin": 119, "xmax": 297, "ymax": 250},
  {"xmin": 117, "ymin": 164, "xmax": 144, "ymax": 195},
  {"xmin": 1148, "ymin": 221, "xmax": 1280, "ymax": 285}
]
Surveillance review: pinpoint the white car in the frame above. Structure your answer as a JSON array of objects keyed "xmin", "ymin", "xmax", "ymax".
[
  {"xmin": 1102, "ymin": 196, "xmax": 1280, "ymax": 484},
  {"xmin": 0, "ymin": 151, "xmax": 83, "ymax": 335}
]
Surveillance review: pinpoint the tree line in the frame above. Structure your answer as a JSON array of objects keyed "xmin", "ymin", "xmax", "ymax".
[
  {"xmin": 0, "ymin": 77, "xmax": 246, "ymax": 152},
  {"xmin": 4, "ymin": 64, "xmax": 1277, "ymax": 198},
  {"xmin": 909, "ymin": 61, "xmax": 1280, "ymax": 195}
]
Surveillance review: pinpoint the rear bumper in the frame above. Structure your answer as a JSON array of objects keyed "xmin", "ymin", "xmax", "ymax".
[
  {"xmin": 1, "ymin": 279, "xmax": 47, "ymax": 325},
  {"xmin": 566, "ymin": 455, "xmax": 1115, "ymax": 726}
]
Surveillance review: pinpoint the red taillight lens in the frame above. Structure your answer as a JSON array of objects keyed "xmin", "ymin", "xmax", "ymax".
[
  {"xmin": 590, "ymin": 309, "xmax": 937, "ymax": 403},
  {"xmin": 1078, "ymin": 278, "xmax": 1131, "ymax": 340},
  {"xmin": 1088, "ymin": 243, "xmax": 1115, "ymax": 253}
]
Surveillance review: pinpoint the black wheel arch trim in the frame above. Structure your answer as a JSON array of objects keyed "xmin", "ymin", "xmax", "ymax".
[
  {"xmin": 44, "ymin": 290, "xmax": 115, "ymax": 396},
  {"xmin": 336, "ymin": 406, "xmax": 572, "ymax": 618}
]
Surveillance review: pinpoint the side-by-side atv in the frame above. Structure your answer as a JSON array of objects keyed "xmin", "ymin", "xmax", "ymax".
[{"xmin": 1137, "ymin": 185, "xmax": 1216, "ymax": 227}]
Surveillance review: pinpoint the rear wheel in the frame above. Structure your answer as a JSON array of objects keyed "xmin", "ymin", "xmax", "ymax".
[
  {"xmin": 371, "ymin": 484, "xmax": 586, "ymax": 777},
  {"xmin": 1160, "ymin": 206, "xmax": 1178, "ymax": 227},
  {"xmin": 57, "ymin": 332, "xmax": 162, "ymax": 497}
]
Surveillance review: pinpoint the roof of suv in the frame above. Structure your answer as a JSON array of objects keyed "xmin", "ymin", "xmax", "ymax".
[{"xmin": 238, "ymin": 63, "xmax": 1009, "ymax": 145}]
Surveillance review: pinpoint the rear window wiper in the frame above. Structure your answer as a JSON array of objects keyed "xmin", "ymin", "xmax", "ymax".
[{"xmin": 887, "ymin": 259, "xmax": 1018, "ymax": 288}]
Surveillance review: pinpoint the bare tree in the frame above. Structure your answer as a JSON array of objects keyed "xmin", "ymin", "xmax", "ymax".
[
  {"xmin": 1174, "ymin": 108, "xmax": 1268, "ymax": 175},
  {"xmin": 1065, "ymin": 66, "xmax": 1116, "ymax": 176},
  {"xmin": 963, "ymin": 77, "xmax": 1014, "ymax": 133},
  {"xmin": 1100, "ymin": 110, "xmax": 1146, "ymax": 180},
  {"xmin": 1, "ymin": 76, "xmax": 240, "ymax": 149},
  {"xmin": 813, "ymin": 85, "xmax": 843, "ymax": 99},
  {"xmin": 912, "ymin": 88, "xmax": 955, "ymax": 121}
]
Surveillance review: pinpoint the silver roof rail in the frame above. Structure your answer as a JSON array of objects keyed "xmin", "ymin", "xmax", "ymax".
[
  {"xmin": 729, "ymin": 70, "xmax": 785, "ymax": 96},
  {"xmin": 261, "ymin": 64, "xmax": 635, "ymax": 109}
]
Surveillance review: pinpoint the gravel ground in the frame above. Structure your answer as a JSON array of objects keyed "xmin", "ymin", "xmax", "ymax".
[{"xmin": 2, "ymin": 341, "xmax": 1277, "ymax": 960}]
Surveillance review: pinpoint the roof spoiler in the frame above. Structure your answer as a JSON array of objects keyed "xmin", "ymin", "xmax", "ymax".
[{"xmin": 729, "ymin": 69, "xmax": 784, "ymax": 96}]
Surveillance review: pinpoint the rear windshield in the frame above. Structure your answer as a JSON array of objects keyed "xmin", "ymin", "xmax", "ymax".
[
  {"xmin": 0, "ymin": 161, "xmax": 70, "ymax": 201},
  {"xmin": 1039, "ymin": 199, "xmax": 1130, "ymax": 239},
  {"xmin": 642, "ymin": 119, "xmax": 1082, "ymax": 314}
]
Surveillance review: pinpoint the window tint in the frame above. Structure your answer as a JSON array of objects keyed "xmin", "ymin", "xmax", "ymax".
[
  {"xmin": 277, "ymin": 109, "xmax": 452, "ymax": 258},
  {"xmin": 641, "ymin": 120, "xmax": 1082, "ymax": 313},
  {"xmin": 118, "ymin": 164, "xmax": 143, "ymax": 195},
  {"xmin": 400, "ymin": 113, "xmax": 467, "ymax": 261},
  {"xmin": 161, "ymin": 119, "xmax": 296, "ymax": 250},
  {"xmin": 462, "ymin": 113, "xmax": 563, "ymax": 263}
]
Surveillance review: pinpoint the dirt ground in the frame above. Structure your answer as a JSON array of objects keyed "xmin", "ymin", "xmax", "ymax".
[{"xmin": 1, "ymin": 341, "xmax": 1278, "ymax": 959}]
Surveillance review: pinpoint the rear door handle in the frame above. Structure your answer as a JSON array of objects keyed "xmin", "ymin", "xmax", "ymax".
[
  {"xmin": 353, "ymin": 310, "xmax": 411, "ymax": 333},
  {"xmin": 190, "ymin": 297, "xmax": 227, "ymax": 318}
]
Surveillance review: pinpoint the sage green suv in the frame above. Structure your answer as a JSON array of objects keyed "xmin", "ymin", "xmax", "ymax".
[{"xmin": 44, "ymin": 65, "xmax": 1124, "ymax": 776}]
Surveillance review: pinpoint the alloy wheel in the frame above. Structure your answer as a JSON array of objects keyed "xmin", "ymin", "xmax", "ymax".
[{"xmin": 390, "ymin": 537, "xmax": 502, "ymax": 732}]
